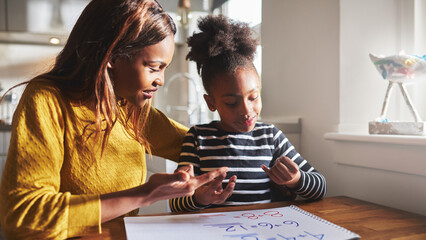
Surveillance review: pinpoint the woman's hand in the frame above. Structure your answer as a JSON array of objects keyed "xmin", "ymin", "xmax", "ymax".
[
  {"xmin": 143, "ymin": 165, "xmax": 231, "ymax": 205},
  {"xmin": 193, "ymin": 174, "xmax": 237, "ymax": 206},
  {"xmin": 100, "ymin": 165, "xmax": 230, "ymax": 222},
  {"xmin": 261, "ymin": 156, "xmax": 301, "ymax": 189}
]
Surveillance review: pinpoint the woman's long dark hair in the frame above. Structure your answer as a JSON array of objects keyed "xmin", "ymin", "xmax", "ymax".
[{"xmin": 6, "ymin": 0, "xmax": 176, "ymax": 156}]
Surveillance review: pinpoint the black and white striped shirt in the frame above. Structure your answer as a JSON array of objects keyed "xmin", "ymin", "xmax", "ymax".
[{"xmin": 169, "ymin": 122, "xmax": 326, "ymax": 212}]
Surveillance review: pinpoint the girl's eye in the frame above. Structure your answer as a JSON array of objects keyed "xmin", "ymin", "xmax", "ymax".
[{"xmin": 150, "ymin": 68, "xmax": 160, "ymax": 73}]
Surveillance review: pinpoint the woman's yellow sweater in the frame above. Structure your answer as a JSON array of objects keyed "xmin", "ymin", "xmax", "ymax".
[{"xmin": 0, "ymin": 82, "xmax": 188, "ymax": 239}]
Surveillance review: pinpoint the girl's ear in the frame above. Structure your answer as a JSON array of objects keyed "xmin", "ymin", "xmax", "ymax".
[{"xmin": 203, "ymin": 94, "xmax": 216, "ymax": 112}]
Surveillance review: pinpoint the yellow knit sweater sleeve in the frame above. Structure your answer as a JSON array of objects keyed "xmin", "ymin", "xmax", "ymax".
[
  {"xmin": 144, "ymin": 107, "xmax": 189, "ymax": 162},
  {"xmin": 0, "ymin": 82, "xmax": 100, "ymax": 239}
]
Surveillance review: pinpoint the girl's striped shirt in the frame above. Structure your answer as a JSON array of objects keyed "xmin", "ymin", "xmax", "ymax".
[{"xmin": 169, "ymin": 121, "xmax": 326, "ymax": 212}]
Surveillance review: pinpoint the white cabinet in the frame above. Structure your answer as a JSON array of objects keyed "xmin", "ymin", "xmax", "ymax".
[{"xmin": 0, "ymin": 0, "xmax": 89, "ymax": 45}]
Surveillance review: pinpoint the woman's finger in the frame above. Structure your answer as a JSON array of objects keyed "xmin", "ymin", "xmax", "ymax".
[
  {"xmin": 164, "ymin": 171, "xmax": 190, "ymax": 183},
  {"xmin": 174, "ymin": 164, "xmax": 195, "ymax": 176},
  {"xmin": 192, "ymin": 167, "xmax": 228, "ymax": 188}
]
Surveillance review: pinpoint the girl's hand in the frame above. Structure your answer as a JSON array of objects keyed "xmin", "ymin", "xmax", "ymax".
[
  {"xmin": 193, "ymin": 174, "xmax": 237, "ymax": 206},
  {"xmin": 261, "ymin": 156, "xmax": 301, "ymax": 189}
]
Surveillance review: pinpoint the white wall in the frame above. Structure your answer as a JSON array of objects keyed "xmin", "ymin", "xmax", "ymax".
[
  {"xmin": 262, "ymin": 0, "xmax": 426, "ymax": 215},
  {"xmin": 262, "ymin": 0, "xmax": 341, "ymax": 194}
]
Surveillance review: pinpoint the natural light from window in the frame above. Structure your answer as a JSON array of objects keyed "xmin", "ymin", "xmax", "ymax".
[{"xmin": 225, "ymin": 0, "xmax": 262, "ymax": 76}]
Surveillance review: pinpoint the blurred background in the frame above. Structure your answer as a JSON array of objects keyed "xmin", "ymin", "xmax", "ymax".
[{"xmin": 0, "ymin": 0, "xmax": 425, "ymax": 216}]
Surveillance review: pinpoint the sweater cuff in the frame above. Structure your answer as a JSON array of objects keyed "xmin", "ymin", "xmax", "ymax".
[
  {"xmin": 170, "ymin": 196, "xmax": 211, "ymax": 212},
  {"xmin": 191, "ymin": 196, "xmax": 211, "ymax": 209},
  {"xmin": 291, "ymin": 170, "xmax": 306, "ymax": 192},
  {"xmin": 67, "ymin": 194, "xmax": 101, "ymax": 238}
]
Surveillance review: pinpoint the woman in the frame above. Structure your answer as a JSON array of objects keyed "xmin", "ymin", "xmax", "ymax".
[{"xmin": 0, "ymin": 0, "xmax": 234, "ymax": 239}]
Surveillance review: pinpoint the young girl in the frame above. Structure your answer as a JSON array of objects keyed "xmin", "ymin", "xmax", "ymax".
[
  {"xmin": 169, "ymin": 15, "xmax": 326, "ymax": 212},
  {"xmin": 0, "ymin": 0, "xmax": 230, "ymax": 239}
]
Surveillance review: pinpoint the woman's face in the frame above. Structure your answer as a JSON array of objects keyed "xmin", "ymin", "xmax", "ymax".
[
  {"xmin": 110, "ymin": 34, "xmax": 175, "ymax": 107},
  {"xmin": 205, "ymin": 67, "xmax": 262, "ymax": 133}
]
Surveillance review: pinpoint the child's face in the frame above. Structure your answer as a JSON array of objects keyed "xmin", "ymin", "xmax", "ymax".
[
  {"xmin": 109, "ymin": 34, "xmax": 175, "ymax": 108},
  {"xmin": 205, "ymin": 67, "xmax": 262, "ymax": 133}
]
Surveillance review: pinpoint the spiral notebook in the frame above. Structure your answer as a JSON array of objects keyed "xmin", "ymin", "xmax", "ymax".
[{"xmin": 124, "ymin": 205, "xmax": 360, "ymax": 240}]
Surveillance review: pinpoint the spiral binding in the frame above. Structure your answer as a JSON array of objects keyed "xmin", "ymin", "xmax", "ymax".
[{"xmin": 289, "ymin": 205, "xmax": 360, "ymax": 238}]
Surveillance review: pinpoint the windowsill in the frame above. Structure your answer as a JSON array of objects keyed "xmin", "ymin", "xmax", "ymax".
[
  {"xmin": 324, "ymin": 132, "xmax": 426, "ymax": 177},
  {"xmin": 324, "ymin": 132, "xmax": 426, "ymax": 147}
]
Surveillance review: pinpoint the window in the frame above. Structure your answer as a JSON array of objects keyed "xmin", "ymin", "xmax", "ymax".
[
  {"xmin": 339, "ymin": 0, "xmax": 426, "ymax": 133},
  {"xmin": 222, "ymin": 0, "xmax": 262, "ymax": 76}
]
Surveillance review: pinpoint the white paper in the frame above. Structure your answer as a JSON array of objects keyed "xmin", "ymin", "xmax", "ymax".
[{"xmin": 124, "ymin": 205, "xmax": 360, "ymax": 240}]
